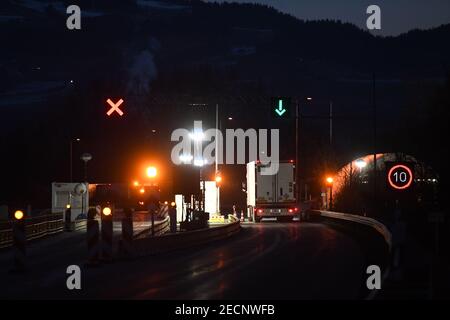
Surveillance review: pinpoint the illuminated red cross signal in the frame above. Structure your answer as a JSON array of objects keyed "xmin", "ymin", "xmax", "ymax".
[{"xmin": 106, "ymin": 98, "xmax": 124, "ymax": 116}]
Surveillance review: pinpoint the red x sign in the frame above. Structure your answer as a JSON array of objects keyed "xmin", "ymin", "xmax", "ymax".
[{"xmin": 106, "ymin": 98, "xmax": 124, "ymax": 116}]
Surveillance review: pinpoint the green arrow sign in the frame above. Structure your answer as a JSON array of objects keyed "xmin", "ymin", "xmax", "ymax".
[
  {"xmin": 275, "ymin": 99, "xmax": 286, "ymax": 116},
  {"xmin": 271, "ymin": 97, "xmax": 291, "ymax": 118}
]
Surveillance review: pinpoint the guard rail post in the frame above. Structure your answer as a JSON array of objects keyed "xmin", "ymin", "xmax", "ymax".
[
  {"xmin": 11, "ymin": 209, "xmax": 26, "ymax": 273},
  {"xmin": 101, "ymin": 205, "xmax": 113, "ymax": 263},
  {"xmin": 169, "ymin": 203, "xmax": 177, "ymax": 233},
  {"xmin": 64, "ymin": 206, "xmax": 72, "ymax": 231},
  {"xmin": 120, "ymin": 207, "xmax": 134, "ymax": 259},
  {"xmin": 86, "ymin": 208, "xmax": 100, "ymax": 266}
]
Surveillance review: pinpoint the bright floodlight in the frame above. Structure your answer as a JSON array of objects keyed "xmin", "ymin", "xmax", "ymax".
[
  {"xmin": 355, "ymin": 159, "xmax": 367, "ymax": 169},
  {"xmin": 146, "ymin": 166, "xmax": 157, "ymax": 178},
  {"xmin": 179, "ymin": 154, "xmax": 193, "ymax": 164},
  {"xmin": 193, "ymin": 159, "xmax": 206, "ymax": 167},
  {"xmin": 189, "ymin": 130, "xmax": 204, "ymax": 141}
]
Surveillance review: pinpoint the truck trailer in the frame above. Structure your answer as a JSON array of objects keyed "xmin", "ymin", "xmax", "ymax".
[{"xmin": 246, "ymin": 161, "xmax": 298, "ymax": 222}]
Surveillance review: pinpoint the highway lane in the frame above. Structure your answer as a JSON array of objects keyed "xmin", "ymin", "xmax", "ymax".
[{"xmin": 1, "ymin": 222, "xmax": 366, "ymax": 299}]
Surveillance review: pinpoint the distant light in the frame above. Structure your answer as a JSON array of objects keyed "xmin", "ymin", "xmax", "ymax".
[
  {"xmin": 133, "ymin": 181, "xmax": 139, "ymax": 187},
  {"xmin": 432, "ymin": 179, "xmax": 437, "ymax": 183},
  {"xmin": 102, "ymin": 207, "xmax": 112, "ymax": 216},
  {"xmin": 215, "ymin": 175, "xmax": 222, "ymax": 183},
  {"xmin": 66, "ymin": 204, "xmax": 71, "ymax": 209},
  {"xmin": 289, "ymin": 159, "xmax": 294, "ymax": 163},
  {"xmin": 288, "ymin": 209, "xmax": 293, "ymax": 213},
  {"xmin": 179, "ymin": 154, "xmax": 193, "ymax": 164},
  {"xmin": 306, "ymin": 97, "xmax": 313, "ymax": 101},
  {"xmin": 76, "ymin": 138, "xmax": 81, "ymax": 142},
  {"xmin": 326, "ymin": 177, "xmax": 334, "ymax": 184},
  {"xmin": 146, "ymin": 166, "xmax": 157, "ymax": 178},
  {"xmin": 170, "ymin": 201, "xmax": 176, "ymax": 207},
  {"xmin": 228, "ymin": 117, "xmax": 233, "ymax": 120},
  {"xmin": 139, "ymin": 201, "xmax": 144, "ymax": 206},
  {"xmin": 139, "ymin": 188, "xmax": 145, "ymax": 194},
  {"xmin": 151, "ymin": 129, "xmax": 156, "ymax": 133},
  {"xmin": 70, "ymin": 80, "xmax": 74, "ymax": 84},
  {"xmin": 14, "ymin": 210, "xmax": 24, "ymax": 220},
  {"xmin": 164, "ymin": 201, "xmax": 168, "ymax": 205},
  {"xmin": 355, "ymin": 159, "xmax": 367, "ymax": 169}
]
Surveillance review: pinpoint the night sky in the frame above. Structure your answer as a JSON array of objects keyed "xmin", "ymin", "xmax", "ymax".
[{"xmin": 207, "ymin": 0, "xmax": 450, "ymax": 36}]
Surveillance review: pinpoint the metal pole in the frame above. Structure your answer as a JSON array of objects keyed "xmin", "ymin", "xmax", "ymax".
[
  {"xmin": 215, "ymin": 103, "xmax": 219, "ymax": 213},
  {"xmin": 329, "ymin": 185, "xmax": 333, "ymax": 211},
  {"xmin": 372, "ymin": 73, "xmax": 377, "ymax": 214},
  {"xmin": 295, "ymin": 99, "xmax": 299, "ymax": 202},
  {"xmin": 215, "ymin": 104, "xmax": 219, "ymax": 174},
  {"xmin": 70, "ymin": 141, "xmax": 73, "ymax": 182},
  {"xmin": 329, "ymin": 101, "xmax": 333, "ymax": 146}
]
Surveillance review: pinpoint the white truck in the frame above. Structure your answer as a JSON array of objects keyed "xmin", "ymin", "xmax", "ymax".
[{"xmin": 246, "ymin": 161, "xmax": 298, "ymax": 222}]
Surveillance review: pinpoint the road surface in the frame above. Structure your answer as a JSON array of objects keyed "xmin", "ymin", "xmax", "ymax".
[{"xmin": 0, "ymin": 222, "xmax": 366, "ymax": 299}]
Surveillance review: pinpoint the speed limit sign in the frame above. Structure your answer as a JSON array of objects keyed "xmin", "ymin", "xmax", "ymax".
[{"xmin": 387, "ymin": 163, "xmax": 414, "ymax": 190}]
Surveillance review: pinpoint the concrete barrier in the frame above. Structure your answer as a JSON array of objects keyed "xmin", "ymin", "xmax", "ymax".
[{"xmin": 132, "ymin": 221, "xmax": 240, "ymax": 257}]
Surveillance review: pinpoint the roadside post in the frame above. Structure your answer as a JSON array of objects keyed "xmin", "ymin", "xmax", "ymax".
[
  {"xmin": 86, "ymin": 207, "xmax": 100, "ymax": 266},
  {"xmin": 120, "ymin": 207, "xmax": 134, "ymax": 259},
  {"xmin": 101, "ymin": 205, "xmax": 113, "ymax": 262},
  {"xmin": 11, "ymin": 209, "xmax": 26, "ymax": 273}
]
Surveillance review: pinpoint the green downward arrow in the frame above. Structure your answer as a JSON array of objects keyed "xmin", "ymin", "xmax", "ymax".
[{"xmin": 275, "ymin": 99, "xmax": 286, "ymax": 116}]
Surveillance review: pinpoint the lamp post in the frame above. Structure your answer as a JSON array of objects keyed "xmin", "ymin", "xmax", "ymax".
[
  {"xmin": 326, "ymin": 176, "xmax": 334, "ymax": 211},
  {"xmin": 69, "ymin": 138, "xmax": 80, "ymax": 182},
  {"xmin": 80, "ymin": 153, "xmax": 92, "ymax": 182},
  {"xmin": 189, "ymin": 125, "xmax": 206, "ymax": 211},
  {"xmin": 355, "ymin": 159, "xmax": 367, "ymax": 174}
]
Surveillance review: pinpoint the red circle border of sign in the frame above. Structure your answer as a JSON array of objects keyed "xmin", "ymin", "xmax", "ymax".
[{"xmin": 388, "ymin": 164, "xmax": 413, "ymax": 190}]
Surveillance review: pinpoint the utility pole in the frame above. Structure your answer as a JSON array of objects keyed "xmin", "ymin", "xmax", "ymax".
[
  {"xmin": 215, "ymin": 103, "xmax": 220, "ymax": 213},
  {"xmin": 329, "ymin": 100, "xmax": 333, "ymax": 146},
  {"xmin": 295, "ymin": 99, "xmax": 300, "ymax": 203},
  {"xmin": 372, "ymin": 73, "xmax": 377, "ymax": 214}
]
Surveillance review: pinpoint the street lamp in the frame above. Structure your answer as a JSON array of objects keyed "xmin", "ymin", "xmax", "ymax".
[
  {"xmin": 355, "ymin": 159, "xmax": 367, "ymax": 173},
  {"xmin": 179, "ymin": 154, "xmax": 193, "ymax": 164},
  {"xmin": 146, "ymin": 166, "xmax": 157, "ymax": 178},
  {"xmin": 326, "ymin": 176, "xmax": 334, "ymax": 210},
  {"xmin": 69, "ymin": 138, "xmax": 81, "ymax": 182},
  {"xmin": 80, "ymin": 153, "xmax": 92, "ymax": 182}
]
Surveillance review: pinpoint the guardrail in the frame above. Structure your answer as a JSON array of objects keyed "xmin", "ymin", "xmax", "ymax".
[
  {"xmin": 312, "ymin": 210, "xmax": 392, "ymax": 252},
  {"xmin": 131, "ymin": 220, "xmax": 240, "ymax": 257},
  {"xmin": 309, "ymin": 210, "xmax": 392, "ymax": 299},
  {"xmin": 133, "ymin": 216, "xmax": 170, "ymax": 239},
  {"xmin": 0, "ymin": 212, "xmax": 65, "ymax": 249}
]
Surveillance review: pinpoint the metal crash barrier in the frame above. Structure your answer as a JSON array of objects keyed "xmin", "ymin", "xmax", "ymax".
[
  {"xmin": 309, "ymin": 209, "xmax": 392, "ymax": 299},
  {"xmin": 0, "ymin": 212, "xmax": 66, "ymax": 249}
]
